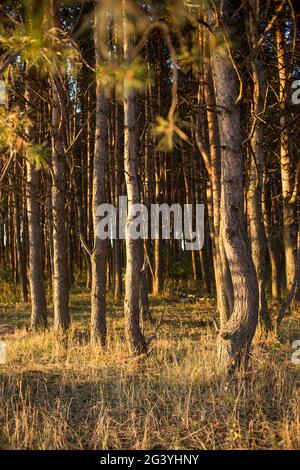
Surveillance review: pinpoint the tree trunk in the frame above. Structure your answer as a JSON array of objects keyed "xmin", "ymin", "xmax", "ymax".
[
  {"xmin": 263, "ymin": 173, "xmax": 281, "ymax": 302},
  {"xmin": 26, "ymin": 69, "xmax": 47, "ymax": 329},
  {"xmin": 276, "ymin": 17, "xmax": 296, "ymax": 289},
  {"xmin": 247, "ymin": 0, "xmax": 272, "ymax": 332},
  {"xmin": 197, "ymin": 23, "xmax": 231, "ymax": 325},
  {"xmin": 90, "ymin": 0, "xmax": 109, "ymax": 346},
  {"xmin": 210, "ymin": 1, "xmax": 258, "ymax": 372},
  {"xmin": 152, "ymin": 58, "xmax": 163, "ymax": 296},
  {"xmin": 277, "ymin": 221, "xmax": 300, "ymax": 330},
  {"xmin": 123, "ymin": 0, "xmax": 147, "ymax": 355},
  {"xmin": 13, "ymin": 164, "xmax": 28, "ymax": 302},
  {"xmin": 113, "ymin": 100, "xmax": 123, "ymax": 303},
  {"xmin": 49, "ymin": 1, "xmax": 70, "ymax": 333}
]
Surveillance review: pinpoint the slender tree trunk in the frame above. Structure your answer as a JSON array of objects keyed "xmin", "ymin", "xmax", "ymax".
[
  {"xmin": 152, "ymin": 57, "xmax": 163, "ymax": 296},
  {"xmin": 0, "ymin": 207, "xmax": 6, "ymax": 270},
  {"xmin": 276, "ymin": 17, "xmax": 296, "ymax": 289},
  {"xmin": 86, "ymin": 85, "xmax": 93, "ymax": 289},
  {"xmin": 46, "ymin": 175, "xmax": 54, "ymax": 279},
  {"xmin": 139, "ymin": 243, "xmax": 152, "ymax": 324},
  {"xmin": 26, "ymin": 69, "xmax": 47, "ymax": 329},
  {"xmin": 90, "ymin": 0, "xmax": 109, "ymax": 346},
  {"xmin": 247, "ymin": 0, "xmax": 272, "ymax": 331},
  {"xmin": 27, "ymin": 161, "xmax": 48, "ymax": 328},
  {"xmin": 123, "ymin": 0, "xmax": 147, "ymax": 355},
  {"xmin": 263, "ymin": 172, "xmax": 281, "ymax": 302},
  {"xmin": 277, "ymin": 221, "xmax": 300, "ymax": 329},
  {"xmin": 49, "ymin": 1, "xmax": 70, "ymax": 333},
  {"xmin": 182, "ymin": 152, "xmax": 199, "ymax": 284},
  {"xmin": 113, "ymin": 100, "xmax": 123, "ymax": 303},
  {"xmin": 13, "ymin": 160, "xmax": 28, "ymax": 302}
]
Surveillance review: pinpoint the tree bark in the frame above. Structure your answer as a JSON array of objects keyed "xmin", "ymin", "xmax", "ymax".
[
  {"xmin": 13, "ymin": 163, "xmax": 28, "ymax": 303},
  {"xmin": 210, "ymin": 1, "xmax": 259, "ymax": 372},
  {"xmin": 49, "ymin": 0, "xmax": 70, "ymax": 332},
  {"xmin": 197, "ymin": 23, "xmax": 232, "ymax": 325},
  {"xmin": 276, "ymin": 16, "xmax": 297, "ymax": 289},
  {"xmin": 90, "ymin": 0, "xmax": 109, "ymax": 346},
  {"xmin": 247, "ymin": 0, "xmax": 272, "ymax": 332},
  {"xmin": 277, "ymin": 222, "xmax": 300, "ymax": 329},
  {"xmin": 263, "ymin": 172, "xmax": 281, "ymax": 302},
  {"xmin": 26, "ymin": 69, "xmax": 47, "ymax": 329},
  {"xmin": 123, "ymin": 0, "xmax": 147, "ymax": 355}
]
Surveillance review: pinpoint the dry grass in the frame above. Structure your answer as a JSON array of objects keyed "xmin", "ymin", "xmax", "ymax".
[{"xmin": 0, "ymin": 291, "xmax": 299, "ymax": 450}]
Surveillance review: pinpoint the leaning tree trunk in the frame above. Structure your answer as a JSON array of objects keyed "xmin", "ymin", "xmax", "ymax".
[
  {"xmin": 202, "ymin": 24, "xmax": 232, "ymax": 323},
  {"xmin": 210, "ymin": 1, "xmax": 258, "ymax": 372},
  {"xmin": 123, "ymin": 0, "xmax": 147, "ymax": 355},
  {"xmin": 25, "ymin": 68, "xmax": 47, "ymax": 330}
]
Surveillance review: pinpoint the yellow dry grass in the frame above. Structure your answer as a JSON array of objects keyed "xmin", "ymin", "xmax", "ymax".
[{"xmin": 0, "ymin": 292, "xmax": 299, "ymax": 450}]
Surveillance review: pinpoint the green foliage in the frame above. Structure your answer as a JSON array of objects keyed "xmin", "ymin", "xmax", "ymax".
[
  {"xmin": 26, "ymin": 143, "xmax": 49, "ymax": 170},
  {"xmin": 0, "ymin": 106, "xmax": 30, "ymax": 152},
  {"xmin": 0, "ymin": 106, "xmax": 49, "ymax": 169},
  {"xmin": 96, "ymin": 59, "xmax": 148, "ymax": 97},
  {"xmin": 178, "ymin": 40, "xmax": 202, "ymax": 75},
  {"xmin": 123, "ymin": 60, "xmax": 148, "ymax": 93},
  {"xmin": 209, "ymin": 30, "xmax": 230, "ymax": 56},
  {"xmin": 153, "ymin": 115, "xmax": 189, "ymax": 151},
  {"xmin": 0, "ymin": 14, "xmax": 80, "ymax": 77}
]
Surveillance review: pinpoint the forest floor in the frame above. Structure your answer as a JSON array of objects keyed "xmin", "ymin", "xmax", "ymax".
[{"xmin": 0, "ymin": 285, "xmax": 299, "ymax": 450}]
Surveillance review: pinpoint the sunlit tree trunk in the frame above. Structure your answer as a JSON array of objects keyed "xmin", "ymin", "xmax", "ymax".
[
  {"xmin": 49, "ymin": 0, "xmax": 70, "ymax": 332},
  {"xmin": 210, "ymin": 0, "xmax": 258, "ymax": 372},
  {"xmin": 90, "ymin": 0, "xmax": 109, "ymax": 346},
  {"xmin": 276, "ymin": 16, "xmax": 296, "ymax": 290},
  {"xmin": 263, "ymin": 172, "xmax": 281, "ymax": 302},
  {"xmin": 113, "ymin": 99, "xmax": 123, "ymax": 303},
  {"xmin": 153, "ymin": 54, "xmax": 163, "ymax": 296},
  {"xmin": 25, "ymin": 68, "xmax": 47, "ymax": 329},
  {"xmin": 247, "ymin": 0, "xmax": 272, "ymax": 332},
  {"xmin": 123, "ymin": 0, "xmax": 147, "ymax": 355},
  {"xmin": 12, "ymin": 159, "xmax": 28, "ymax": 303},
  {"xmin": 197, "ymin": 23, "xmax": 232, "ymax": 326}
]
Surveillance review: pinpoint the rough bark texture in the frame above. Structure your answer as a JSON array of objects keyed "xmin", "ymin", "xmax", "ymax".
[
  {"xmin": 202, "ymin": 27, "xmax": 232, "ymax": 325},
  {"xmin": 276, "ymin": 18, "xmax": 296, "ymax": 289},
  {"xmin": 210, "ymin": 1, "xmax": 259, "ymax": 372},
  {"xmin": 123, "ymin": 0, "xmax": 147, "ymax": 355},
  {"xmin": 247, "ymin": 0, "xmax": 272, "ymax": 332},
  {"xmin": 277, "ymin": 222, "xmax": 300, "ymax": 329},
  {"xmin": 13, "ymin": 172, "xmax": 28, "ymax": 302},
  {"xmin": 153, "ymin": 66, "xmax": 163, "ymax": 296},
  {"xmin": 26, "ymin": 70, "xmax": 47, "ymax": 329},
  {"xmin": 50, "ymin": 1, "xmax": 70, "ymax": 332},
  {"xmin": 263, "ymin": 174, "xmax": 281, "ymax": 302},
  {"xmin": 113, "ymin": 101, "xmax": 123, "ymax": 303},
  {"xmin": 27, "ymin": 161, "xmax": 48, "ymax": 329},
  {"xmin": 91, "ymin": 1, "xmax": 108, "ymax": 346}
]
